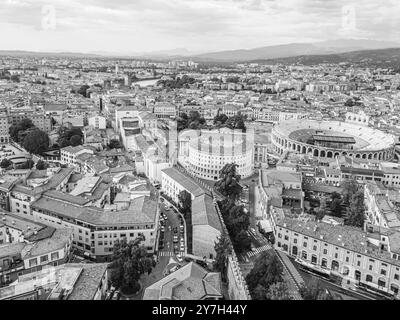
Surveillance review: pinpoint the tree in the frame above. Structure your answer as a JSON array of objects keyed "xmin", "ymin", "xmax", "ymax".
[
  {"xmin": 266, "ymin": 282, "xmax": 292, "ymax": 300},
  {"xmin": 246, "ymin": 251, "xmax": 283, "ymax": 299},
  {"xmin": 217, "ymin": 193, "xmax": 251, "ymax": 254},
  {"xmin": 213, "ymin": 232, "xmax": 233, "ymax": 282},
  {"xmin": 213, "ymin": 113, "xmax": 229, "ymax": 127},
  {"xmin": 299, "ymin": 279, "xmax": 334, "ymax": 300},
  {"xmin": 225, "ymin": 114, "xmax": 246, "ymax": 131},
  {"xmin": 234, "ymin": 229, "xmax": 251, "ymax": 253},
  {"xmin": 330, "ymin": 198, "xmax": 343, "ymax": 217},
  {"xmin": 178, "ymin": 190, "xmax": 192, "ymax": 218},
  {"xmin": 344, "ymin": 191, "xmax": 365, "ymax": 228},
  {"xmin": 108, "ymin": 236, "xmax": 154, "ymax": 295},
  {"xmin": 18, "ymin": 159, "xmax": 35, "ymax": 169},
  {"xmin": 36, "ymin": 159, "xmax": 48, "ymax": 170},
  {"xmin": 314, "ymin": 196, "xmax": 327, "ymax": 220},
  {"xmin": 23, "ymin": 129, "xmax": 49, "ymax": 155},
  {"xmin": 58, "ymin": 126, "xmax": 83, "ymax": 148},
  {"xmin": 215, "ymin": 163, "xmax": 243, "ymax": 201},
  {"xmin": 108, "ymin": 139, "xmax": 123, "ymax": 149},
  {"xmin": 0, "ymin": 158, "xmax": 12, "ymax": 169},
  {"xmin": 77, "ymin": 85, "xmax": 90, "ymax": 97},
  {"xmin": 70, "ymin": 135, "xmax": 82, "ymax": 147},
  {"xmin": 9, "ymin": 118, "xmax": 34, "ymax": 142},
  {"xmin": 341, "ymin": 179, "xmax": 359, "ymax": 205},
  {"xmin": 345, "ymin": 99, "xmax": 355, "ymax": 107}
]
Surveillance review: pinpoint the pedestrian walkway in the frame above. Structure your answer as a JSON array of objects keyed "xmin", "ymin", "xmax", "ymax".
[
  {"xmin": 276, "ymin": 250, "xmax": 305, "ymax": 287},
  {"xmin": 247, "ymin": 244, "xmax": 272, "ymax": 258},
  {"xmin": 274, "ymin": 250, "xmax": 304, "ymax": 300},
  {"xmin": 158, "ymin": 251, "xmax": 174, "ymax": 257}
]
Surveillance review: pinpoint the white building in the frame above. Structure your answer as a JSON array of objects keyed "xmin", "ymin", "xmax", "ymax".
[{"xmin": 88, "ymin": 116, "xmax": 106, "ymax": 130}]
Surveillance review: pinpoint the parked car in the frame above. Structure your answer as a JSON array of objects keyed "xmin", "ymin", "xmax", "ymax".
[
  {"xmin": 176, "ymin": 255, "xmax": 183, "ymax": 263},
  {"xmin": 170, "ymin": 265, "xmax": 180, "ymax": 273},
  {"xmin": 173, "ymin": 235, "xmax": 178, "ymax": 243},
  {"xmin": 180, "ymin": 244, "xmax": 185, "ymax": 251},
  {"xmin": 112, "ymin": 291, "xmax": 120, "ymax": 300}
]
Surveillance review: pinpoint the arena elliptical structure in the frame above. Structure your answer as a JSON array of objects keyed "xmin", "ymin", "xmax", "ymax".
[
  {"xmin": 178, "ymin": 128, "xmax": 254, "ymax": 181},
  {"xmin": 271, "ymin": 120, "xmax": 396, "ymax": 161}
]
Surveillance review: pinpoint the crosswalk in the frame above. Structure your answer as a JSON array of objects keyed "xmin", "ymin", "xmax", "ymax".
[
  {"xmin": 158, "ymin": 251, "xmax": 174, "ymax": 257},
  {"xmin": 247, "ymin": 244, "xmax": 272, "ymax": 258}
]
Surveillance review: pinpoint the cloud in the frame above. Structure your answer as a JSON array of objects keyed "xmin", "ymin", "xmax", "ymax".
[{"xmin": 0, "ymin": 0, "xmax": 399, "ymax": 52}]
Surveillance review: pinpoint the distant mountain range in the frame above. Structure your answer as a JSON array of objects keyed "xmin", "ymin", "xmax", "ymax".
[
  {"xmin": 1, "ymin": 39, "xmax": 400, "ymax": 66},
  {"xmin": 251, "ymin": 47, "xmax": 400, "ymax": 69},
  {"xmin": 192, "ymin": 39, "xmax": 400, "ymax": 62}
]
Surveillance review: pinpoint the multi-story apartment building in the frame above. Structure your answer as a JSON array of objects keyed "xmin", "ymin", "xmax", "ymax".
[
  {"xmin": 9, "ymin": 167, "xmax": 74, "ymax": 216},
  {"xmin": 29, "ymin": 191, "xmax": 158, "ymax": 261},
  {"xmin": 60, "ymin": 146, "xmax": 94, "ymax": 168},
  {"xmin": 88, "ymin": 115, "xmax": 106, "ymax": 130},
  {"xmin": 8, "ymin": 110, "xmax": 52, "ymax": 133},
  {"xmin": 153, "ymin": 103, "xmax": 176, "ymax": 119},
  {"xmin": 0, "ymin": 224, "xmax": 73, "ymax": 286},
  {"xmin": 0, "ymin": 263, "xmax": 108, "ymax": 300},
  {"xmin": 0, "ymin": 111, "xmax": 10, "ymax": 144},
  {"xmin": 271, "ymin": 210, "xmax": 400, "ymax": 299},
  {"xmin": 364, "ymin": 182, "xmax": 400, "ymax": 231}
]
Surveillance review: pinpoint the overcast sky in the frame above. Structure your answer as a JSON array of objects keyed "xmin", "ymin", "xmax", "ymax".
[{"xmin": 1, "ymin": 0, "xmax": 400, "ymax": 53}]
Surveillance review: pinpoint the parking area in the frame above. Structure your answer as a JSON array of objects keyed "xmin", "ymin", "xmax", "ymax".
[{"xmin": 157, "ymin": 198, "xmax": 186, "ymax": 263}]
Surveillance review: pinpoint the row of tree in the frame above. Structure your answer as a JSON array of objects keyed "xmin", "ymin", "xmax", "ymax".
[
  {"xmin": 215, "ymin": 163, "xmax": 252, "ymax": 254},
  {"xmin": 213, "ymin": 113, "xmax": 246, "ymax": 131},
  {"xmin": 157, "ymin": 75, "xmax": 197, "ymax": 89},
  {"xmin": 246, "ymin": 251, "xmax": 291, "ymax": 300},
  {"xmin": 177, "ymin": 110, "xmax": 206, "ymax": 131}
]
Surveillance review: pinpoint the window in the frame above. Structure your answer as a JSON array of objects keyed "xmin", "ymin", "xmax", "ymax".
[
  {"xmin": 278, "ymin": 233, "xmax": 282, "ymax": 238},
  {"xmin": 303, "ymin": 242, "xmax": 307, "ymax": 248},
  {"xmin": 40, "ymin": 255, "xmax": 48, "ymax": 263},
  {"xmin": 51, "ymin": 252, "xmax": 59, "ymax": 261},
  {"xmin": 378, "ymin": 279, "xmax": 386, "ymax": 288},
  {"xmin": 301, "ymin": 251, "xmax": 307, "ymax": 260},
  {"xmin": 394, "ymin": 274, "xmax": 399, "ymax": 280},
  {"xmin": 284, "ymin": 235, "xmax": 289, "ymax": 241},
  {"xmin": 323, "ymin": 249, "xmax": 327, "ymax": 254},
  {"xmin": 293, "ymin": 239, "xmax": 297, "ymax": 244},
  {"xmin": 366, "ymin": 275, "xmax": 373, "ymax": 282},
  {"xmin": 29, "ymin": 258, "xmax": 37, "ymax": 268},
  {"xmin": 313, "ymin": 245, "xmax": 317, "ymax": 251},
  {"xmin": 311, "ymin": 255, "xmax": 317, "ymax": 264},
  {"xmin": 381, "ymin": 269, "xmax": 387, "ymax": 276}
]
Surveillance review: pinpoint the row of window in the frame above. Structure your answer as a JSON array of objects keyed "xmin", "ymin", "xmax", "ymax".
[{"xmin": 28, "ymin": 252, "xmax": 60, "ymax": 268}]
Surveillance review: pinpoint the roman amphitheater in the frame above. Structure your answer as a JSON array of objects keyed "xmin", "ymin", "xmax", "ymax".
[
  {"xmin": 178, "ymin": 128, "xmax": 254, "ymax": 181},
  {"xmin": 271, "ymin": 120, "xmax": 396, "ymax": 161}
]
